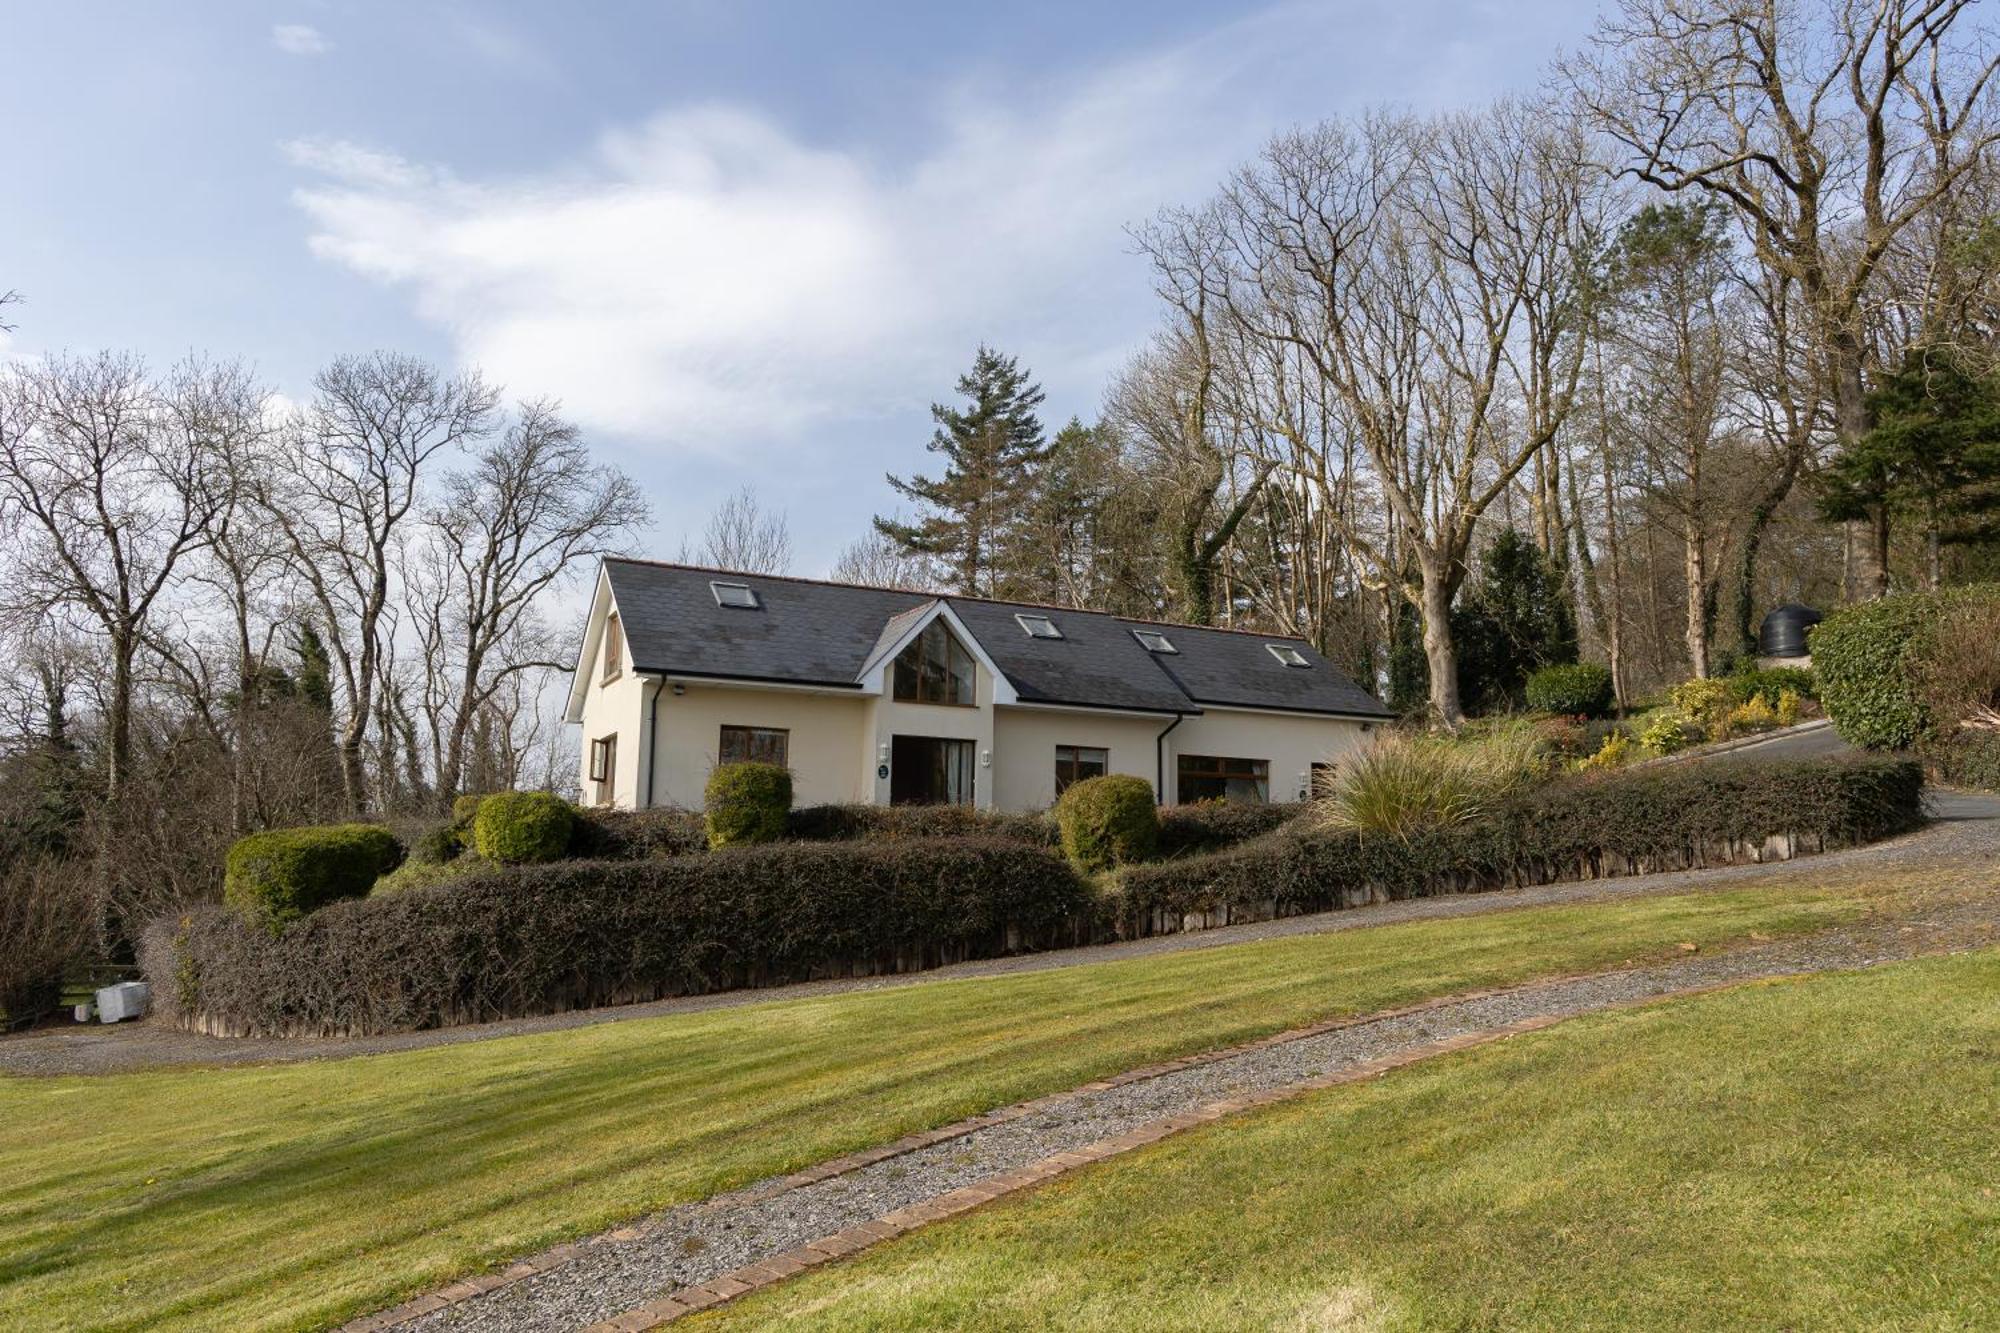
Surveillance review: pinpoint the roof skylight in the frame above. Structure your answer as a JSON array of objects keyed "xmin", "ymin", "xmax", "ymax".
[
  {"xmin": 710, "ymin": 580, "xmax": 760, "ymax": 610},
  {"xmin": 1015, "ymin": 613, "xmax": 1064, "ymax": 639},
  {"xmin": 1132, "ymin": 629, "xmax": 1178, "ymax": 654},
  {"xmin": 1265, "ymin": 643, "xmax": 1311, "ymax": 668}
]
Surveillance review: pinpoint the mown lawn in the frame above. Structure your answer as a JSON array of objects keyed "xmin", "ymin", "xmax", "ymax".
[
  {"xmin": 0, "ymin": 863, "xmax": 1956, "ymax": 1332},
  {"xmin": 698, "ymin": 946, "xmax": 2000, "ymax": 1332}
]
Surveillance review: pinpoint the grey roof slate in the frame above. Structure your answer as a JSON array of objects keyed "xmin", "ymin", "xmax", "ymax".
[{"xmin": 600, "ymin": 559, "xmax": 1391, "ymax": 719}]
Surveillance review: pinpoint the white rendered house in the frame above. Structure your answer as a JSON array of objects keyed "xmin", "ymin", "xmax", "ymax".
[{"xmin": 563, "ymin": 559, "xmax": 1390, "ymax": 812}]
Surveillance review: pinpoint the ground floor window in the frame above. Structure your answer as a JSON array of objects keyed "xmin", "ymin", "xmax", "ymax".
[
  {"xmin": 1054, "ymin": 744, "xmax": 1108, "ymax": 794},
  {"xmin": 1176, "ymin": 754, "xmax": 1269, "ymax": 803},
  {"xmin": 589, "ymin": 734, "xmax": 617, "ymax": 805},
  {"xmin": 718, "ymin": 725, "xmax": 789, "ymax": 767},
  {"xmin": 1310, "ymin": 760, "xmax": 1336, "ymax": 799}
]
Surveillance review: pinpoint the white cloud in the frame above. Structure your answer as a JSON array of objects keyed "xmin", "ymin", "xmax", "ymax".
[
  {"xmin": 281, "ymin": 3, "xmax": 1563, "ymax": 461},
  {"xmin": 272, "ymin": 24, "xmax": 331, "ymax": 56}
]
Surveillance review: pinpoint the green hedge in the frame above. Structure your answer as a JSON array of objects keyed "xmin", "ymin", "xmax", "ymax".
[
  {"xmin": 706, "ymin": 762, "xmax": 792, "ymax": 848},
  {"xmin": 1921, "ymin": 731, "xmax": 2000, "ymax": 791},
  {"xmin": 1525, "ymin": 663, "xmax": 1614, "ymax": 717},
  {"xmin": 568, "ymin": 807, "xmax": 711, "ymax": 859},
  {"xmin": 472, "ymin": 791, "xmax": 575, "ymax": 865},
  {"xmin": 786, "ymin": 803, "xmax": 1055, "ymax": 845},
  {"xmin": 1728, "ymin": 665, "xmax": 1816, "ymax": 707},
  {"xmin": 154, "ymin": 837, "xmax": 1092, "ymax": 1035},
  {"xmin": 223, "ymin": 824, "xmax": 403, "ymax": 930},
  {"xmin": 1811, "ymin": 592, "xmax": 1963, "ymax": 749},
  {"xmin": 1156, "ymin": 802, "xmax": 1304, "ymax": 858},
  {"xmin": 1114, "ymin": 758, "xmax": 1923, "ymax": 933},
  {"xmin": 1055, "ymin": 775, "xmax": 1159, "ymax": 871}
]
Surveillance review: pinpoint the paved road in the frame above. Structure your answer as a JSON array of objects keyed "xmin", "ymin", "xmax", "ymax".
[{"xmin": 1708, "ymin": 720, "xmax": 1857, "ymax": 761}]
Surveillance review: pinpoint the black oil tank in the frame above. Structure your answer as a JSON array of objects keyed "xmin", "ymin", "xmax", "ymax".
[{"xmin": 1757, "ymin": 603, "xmax": 1822, "ymax": 658}]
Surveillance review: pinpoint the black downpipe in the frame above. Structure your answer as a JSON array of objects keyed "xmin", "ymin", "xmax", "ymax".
[
  {"xmin": 642, "ymin": 678, "xmax": 663, "ymax": 808},
  {"xmin": 1154, "ymin": 712, "xmax": 1185, "ymax": 805}
]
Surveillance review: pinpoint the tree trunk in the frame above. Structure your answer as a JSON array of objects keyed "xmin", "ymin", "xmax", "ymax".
[
  {"xmin": 1829, "ymin": 335, "xmax": 1888, "ymax": 598},
  {"xmin": 1417, "ymin": 559, "xmax": 1464, "ymax": 728},
  {"xmin": 1684, "ymin": 519, "xmax": 1710, "ymax": 678},
  {"xmin": 106, "ymin": 633, "xmax": 135, "ymax": 800},
  {"xmin": 1731, "ymin": 454, "xmax": 1802, "ymax": 658}
]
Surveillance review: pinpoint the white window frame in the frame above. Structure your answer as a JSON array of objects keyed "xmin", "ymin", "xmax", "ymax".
[
  {"xmin": 710, "ymin": 580, "xmax": 760, "ymax": 609},
  {"xmin": 1132, "ymin": 629, "xmax": 1178, "ymax": 654},
  {"xmin": 1265, "ymin": 643, "xmax": 1310, "ymax": 668},
  {"xmin": 1015, "ymin": 613, "xmax": 1064, "ymax": 639}
]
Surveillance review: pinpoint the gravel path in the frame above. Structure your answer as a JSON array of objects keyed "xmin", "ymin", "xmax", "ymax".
[
  {"xmin": 391, "ymin": 882, "xmax": 2000, "ymax": 1333},
  {"xmin": 7, "ymin": 789, "xmax": 1994, "ymax": 1079}
]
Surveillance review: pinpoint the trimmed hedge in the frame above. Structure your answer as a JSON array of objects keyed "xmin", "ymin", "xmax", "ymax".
[
  {"xmin": 153, "ymin": 837, "xmax": 1092, "ymax": 1035},
  {"xmin": 706, "ymin": 763, "xmax": 792, "ymax": 848},
  {"xmin": 1156, "ymin": 802, "xmax": 1304, "ymax": 858},
  {"xmin": 1114, "ymin": 757, "xmax": 1923, "ymax": 934},
  {"xmin": 223, "ymin": 824, "xmax": 403, "ymax": 930},
  {"xmin": 569, "ymin": 807, "xmax": 710, "ymax": 859},
  {"xmin": 1525, "ymin": 662, "xmax": 1614, "ymax": 717},
  {"xmin": 1812, "ymin": 593, "xmax": 1941, "ymax": 749},
  {"xmin": 787, "ymin": 803, "xmax": 1055, "ymax": 845},
  {"xmin": 472, "ymin": 791, "xmax": 575, "ymax": 865},
  {"xmin": 1055, "ymin": 775, "xmax": 1159, "ymax": 872}
]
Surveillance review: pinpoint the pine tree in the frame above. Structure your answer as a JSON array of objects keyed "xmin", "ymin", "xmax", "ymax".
[{"xmin": 875, "ymin": 346, "xmax": 1048, "ymax": 597}]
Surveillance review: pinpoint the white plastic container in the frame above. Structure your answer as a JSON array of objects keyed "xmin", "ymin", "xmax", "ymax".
[{"xmin": 96, "ymin": 981, "xmax": 150, "ymax": 1023}]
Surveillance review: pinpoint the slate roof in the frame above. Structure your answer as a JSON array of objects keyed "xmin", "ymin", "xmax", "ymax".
[{"xmin": 599, "ymin": 558, "xmax": 1392, "ymax": 719}]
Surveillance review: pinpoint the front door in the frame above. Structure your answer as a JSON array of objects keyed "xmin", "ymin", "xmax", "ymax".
[{"xmin": 890, "ymin": 735, "xmax": 976, "ymax": 805}]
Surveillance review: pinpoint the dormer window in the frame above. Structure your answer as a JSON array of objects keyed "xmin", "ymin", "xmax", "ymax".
[
  {"xmin": 1015, "ymin": 613, "xmax": 1063, "ymax": 639},
  {"xmin": 1266, "ymin": 643, "xmax": 1310, "ymax": 668},
  {"xmin": 711, "ymin": 580, "xmax": 760, "ymax": 610},
  {"xmin": 1132, "ymin": 629, "xmax": 1178, "ymax": 654}
]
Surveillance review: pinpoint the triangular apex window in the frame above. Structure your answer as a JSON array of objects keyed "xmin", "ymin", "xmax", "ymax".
[{"xmin": 894, "ymin": 618, "xmax": 976, "ymax": 706}]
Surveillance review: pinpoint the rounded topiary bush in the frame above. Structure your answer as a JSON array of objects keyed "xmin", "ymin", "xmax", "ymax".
[
  {"xmin": 705, "ymin": 762, "xmax": 793, "ymax": 848},
  {"xmin": 1054, "ymin": 773, "xmax": 1159, "ymax": 872},
  {"xmin": 224, "ymin": 823, "xmax": 403, "ymax": 930},
  {"xmin": 1525, "ymin": 662, "xmax": 1614, "ymax": 718},
  {"xmin": 409, "ymin": 823, "xmax": 463, "ymax": 865},
  {"xmin": 472, "ymin": 790, "xmax": 575, "ymax": 865},
  {"xmin": 450, "ymin": 793, "xmax": 486, "ymax": 845}
]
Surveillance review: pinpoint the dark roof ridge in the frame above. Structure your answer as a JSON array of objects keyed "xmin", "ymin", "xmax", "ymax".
[{"xmin": 600, "ymin": 556, "xmax": 1316, "ymax": 644}]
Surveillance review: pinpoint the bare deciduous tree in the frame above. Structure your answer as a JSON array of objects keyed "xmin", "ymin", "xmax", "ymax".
[{"xmin": 683, "ymin": 485, "xmax": 794, "ymax": 573}]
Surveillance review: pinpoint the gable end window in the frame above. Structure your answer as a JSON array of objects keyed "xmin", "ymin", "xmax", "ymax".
[
  {"xmin": 601, "ymin": 612, "xmax": 623, "ymax": 681},
  {"xmin": 710, "ymin": 580, "xmax": 760, "ymax": 609},
  {"xmin": 1265, "ymin": 643, "xmax": 1311, "ymax": 668},
  {"xmin": 1054, "ymin": 745, "xmax": 1108, "ymax": 794},
  {"xmin": 893, "ymin": 620, "xmax": 976, "ymax": 706},
  {"xmin": 719, "ymin": 725, "xmax": 789, "ymax": 767}
]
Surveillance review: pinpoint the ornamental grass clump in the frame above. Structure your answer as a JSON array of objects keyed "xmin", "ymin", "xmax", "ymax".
[
  {"xmin": 1313, "ymin": 729, "xmax": 1547, "ymax": 839},
  {"xmin": 1055, "ymin": 774, "xmax": 1160, "ymax": 871},
  {"xmin": 705, "ymin": 762, "xmax": 793, "ymax": 848},
  {"xmin": 224, "ymin": 824, "xmax": 404, "ymax": 930},
  {"xmin": 471, "ymin": 791, "xmax": 575, "ymax": 865}
]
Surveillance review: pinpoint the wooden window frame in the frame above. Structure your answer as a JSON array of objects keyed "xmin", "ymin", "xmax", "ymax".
[
  {"xmin": 601, "ymin": 612, "xmax": 623, "ymax": 683},
  {"xmin": 892, "ymin": 620, "xmax": 977, "ymax": 707},
  {"xmin": 719, "ymin": 724, "xmax": 790, "ymax": 767},
  {"xmin": 1054, "ymin": 744, "xmax": 1109, "ymax": 794},
  {"xmin": 1175, "ymin": 754, "xmax": 1270, "ymax": 804}
]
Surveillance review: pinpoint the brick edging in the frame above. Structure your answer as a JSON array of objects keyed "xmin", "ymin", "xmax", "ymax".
[
  {"xmin": 339, "ymin": 957, "xmax": 1748, "ymax": 1332},
  {"xmin": 576, "ymin": 977, "xmax": 1758, "ymax": 1330}
]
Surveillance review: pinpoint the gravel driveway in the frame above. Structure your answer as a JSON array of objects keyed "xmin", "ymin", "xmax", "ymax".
[{"xmin": 7, "ymin": 788, "xmax": 1994, "ymax": 1080}]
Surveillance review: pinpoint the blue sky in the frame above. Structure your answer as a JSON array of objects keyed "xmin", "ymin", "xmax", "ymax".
[{"xmin": 3, "ymin": 1, "xmax": 1600, "ymax": 572}]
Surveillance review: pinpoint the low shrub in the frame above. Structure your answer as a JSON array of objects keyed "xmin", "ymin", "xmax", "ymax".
[
  {"xmin": 1776, "ymin": 688, "xmax": 1804, "ymax": 728},
  {"xmin": 705, "ymin": 762, "xmax": 792, "ymax": 849},
  {"xmin": 1716, "ymin": 695, "xmax": 1779, "ymax": 739},
  {"xmin": 1525, "ymin": 662, "xmax": 1614, "ymax": 717},
  {"xmin": 157, "ymin": 836, "xmax": 1092, "ymax": 1035},
  {"xmin": 1055, "ymin": 775, "xmax": 1160, "ymax": 872},
  {"xmin": 450, "ymin": 793, "xmax": 486, "ymax": 845},
  {"xmin": 1576, "ymin": 730, "xmax": 1632, "ymax": 772},
  {"xmin": 1116, "ymin": 757, "xmax": 1923, "ymax": 933},
  {"xmin": 1315, "ymin": 729, "xmax": 1547, "ymax": 838},
  {"xmin": 472, "ymin": 791, "xmax": 575, "ymax": 865},
  {"xmin": 1667, "ymin": 678, "xmax": 1732, "ymax": 725},
  {"xmin": 787, "ymin": 803, "xmax": 1055, "ymax": 846},
  {"xmin": 1920, "ymin": 729, "xmax": 2000, "ymax": 791},
  {"xmin": 1639, "ymin": 710, "xmax": 1693, "ymax": 756},
  {"xmin": 223, "ymin": 824, "xmax": 403, "ymax": 930},
  {"xmin": 1728, "ymin": 665, "xmax": 1816, "ymax": 707},
  {"xmin": 370, "ymin": 855, "xmax": 485, "ymax": 897},
  {"xmin": 1156, "ymin": 802, "xmax": 1303, "ymax": 858},
  {"xmin": 569, "ymin": 806, "xmax": 710, "ymax": 859},
  {"xmin": 409, "ymin": 823, "xmax": 463, "ymax": 866}
]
